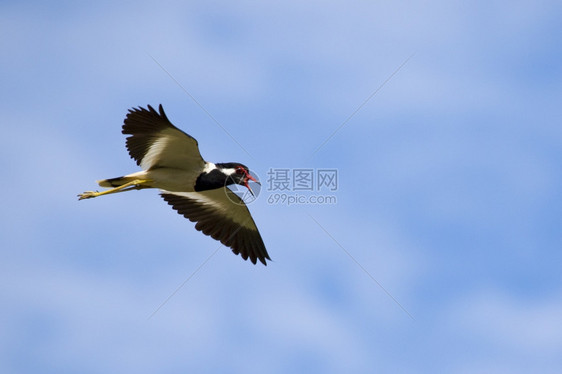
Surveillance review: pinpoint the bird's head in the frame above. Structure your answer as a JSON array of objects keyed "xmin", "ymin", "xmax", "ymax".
[{"xmin": 221, "ymin": 163, "xmax": 260, "ymax": 196}]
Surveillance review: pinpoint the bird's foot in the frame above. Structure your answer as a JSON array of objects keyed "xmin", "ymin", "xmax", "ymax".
[{"xmin": 77, "ymin": 191, "xmax": 99, "ymax": 200}]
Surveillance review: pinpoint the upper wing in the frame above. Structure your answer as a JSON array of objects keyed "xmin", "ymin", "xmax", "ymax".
[
  {"xmin": 123, "ymin": 105, "xmax": 205, "ymax": 171},
  {"xmin": 160, "ymin": 189, "xmax": 271, "ymax": 265}
]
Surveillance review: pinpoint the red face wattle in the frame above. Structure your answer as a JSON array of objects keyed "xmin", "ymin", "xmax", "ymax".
[{"xmin": 235, "ymin": 165, "xmax": 259, "ymax": 196}]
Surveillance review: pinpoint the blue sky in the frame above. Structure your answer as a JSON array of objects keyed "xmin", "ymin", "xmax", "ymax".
[{"xmin": 1, "ymin": 1, "xmax": 561, "ymax": 373}]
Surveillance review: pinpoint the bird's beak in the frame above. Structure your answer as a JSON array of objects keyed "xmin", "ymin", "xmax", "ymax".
[
  {"xmin": 246, "ymin": 183, "xmax": 255, "ymax": 197},
  {"xmin": 246, "ymin": 173, "xmax": 259, "ymax": 184},
  {"xmin": 245, "ymin": 173, "xmax": 259, "ymax": 197}
]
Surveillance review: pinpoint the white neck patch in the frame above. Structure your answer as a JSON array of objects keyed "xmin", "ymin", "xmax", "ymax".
[
  {"xmin": 221, "ymin": 168, "xmax": 237, "ymax": 176},
  {"xmin": 202, "ymin": 162, "xmax": 217, "ymax": 174}
]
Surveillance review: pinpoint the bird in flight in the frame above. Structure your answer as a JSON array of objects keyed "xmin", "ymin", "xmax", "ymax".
[{"xmin": 78, "ymin": 104, "xmax": 270, "ymax": 265}]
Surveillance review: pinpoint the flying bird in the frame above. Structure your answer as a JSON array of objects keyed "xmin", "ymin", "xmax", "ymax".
[{"xmin": 78, "ymin": 104, "xmax": 270, "ymax": 265}]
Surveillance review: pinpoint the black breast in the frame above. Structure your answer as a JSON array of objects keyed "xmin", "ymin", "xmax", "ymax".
[{"xmin": 194, "ymin": 169, "xmax": 233, "ymax": 191}]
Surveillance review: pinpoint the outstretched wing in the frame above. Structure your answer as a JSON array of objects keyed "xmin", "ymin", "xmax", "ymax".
[
  {"xmin": 161, "ymin": 189, "xmax": 271, "ymax": 265},
  {"xmin": 123, "ymin": 105, "xmax": 205, "ymax": 171}
]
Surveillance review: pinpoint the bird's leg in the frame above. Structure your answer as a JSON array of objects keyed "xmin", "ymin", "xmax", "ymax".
[{"xmin": 77, "ymin": 179, "xmax": 152, "ymax": 200}]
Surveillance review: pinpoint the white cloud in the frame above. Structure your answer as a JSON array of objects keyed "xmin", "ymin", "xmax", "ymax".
[{"xmin": 452, "ymin": 289, "xmax": 562, "ymax": 354}]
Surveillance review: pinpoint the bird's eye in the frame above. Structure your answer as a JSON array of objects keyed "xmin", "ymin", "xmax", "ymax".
[{"xmin": 235, "ymin": 166, "xmax": 245, "ymax": 175}]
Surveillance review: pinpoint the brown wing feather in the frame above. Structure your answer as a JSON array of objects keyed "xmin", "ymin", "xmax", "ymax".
[
  {"xmin": 122, "ymin": 104, "xmax": 204, "ymax": 170},
  {"xmin": 160, "ymin": 189, "xmax": 270, "ymax": 265}
]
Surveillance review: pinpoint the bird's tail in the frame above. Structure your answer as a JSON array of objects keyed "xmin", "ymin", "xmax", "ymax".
[
  {"xmin": 97, "ymin": 171, "xmax": 150, "ymax": 188},
  {"xmin": 97, "ymin": 176, "xmax": 138, "ymax": 188}
]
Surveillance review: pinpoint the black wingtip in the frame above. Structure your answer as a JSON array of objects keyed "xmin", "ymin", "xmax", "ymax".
[
  {"xmin": 158, "ymin": 104, "xmax": 170, "ymax": 122},
  {"xmin": 126, "ymin": 104, "xmax": 166, "ymax": 116},
  {"xmin": 123, "ymin": 104, "xmax": 169, "ymax": 130}
]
